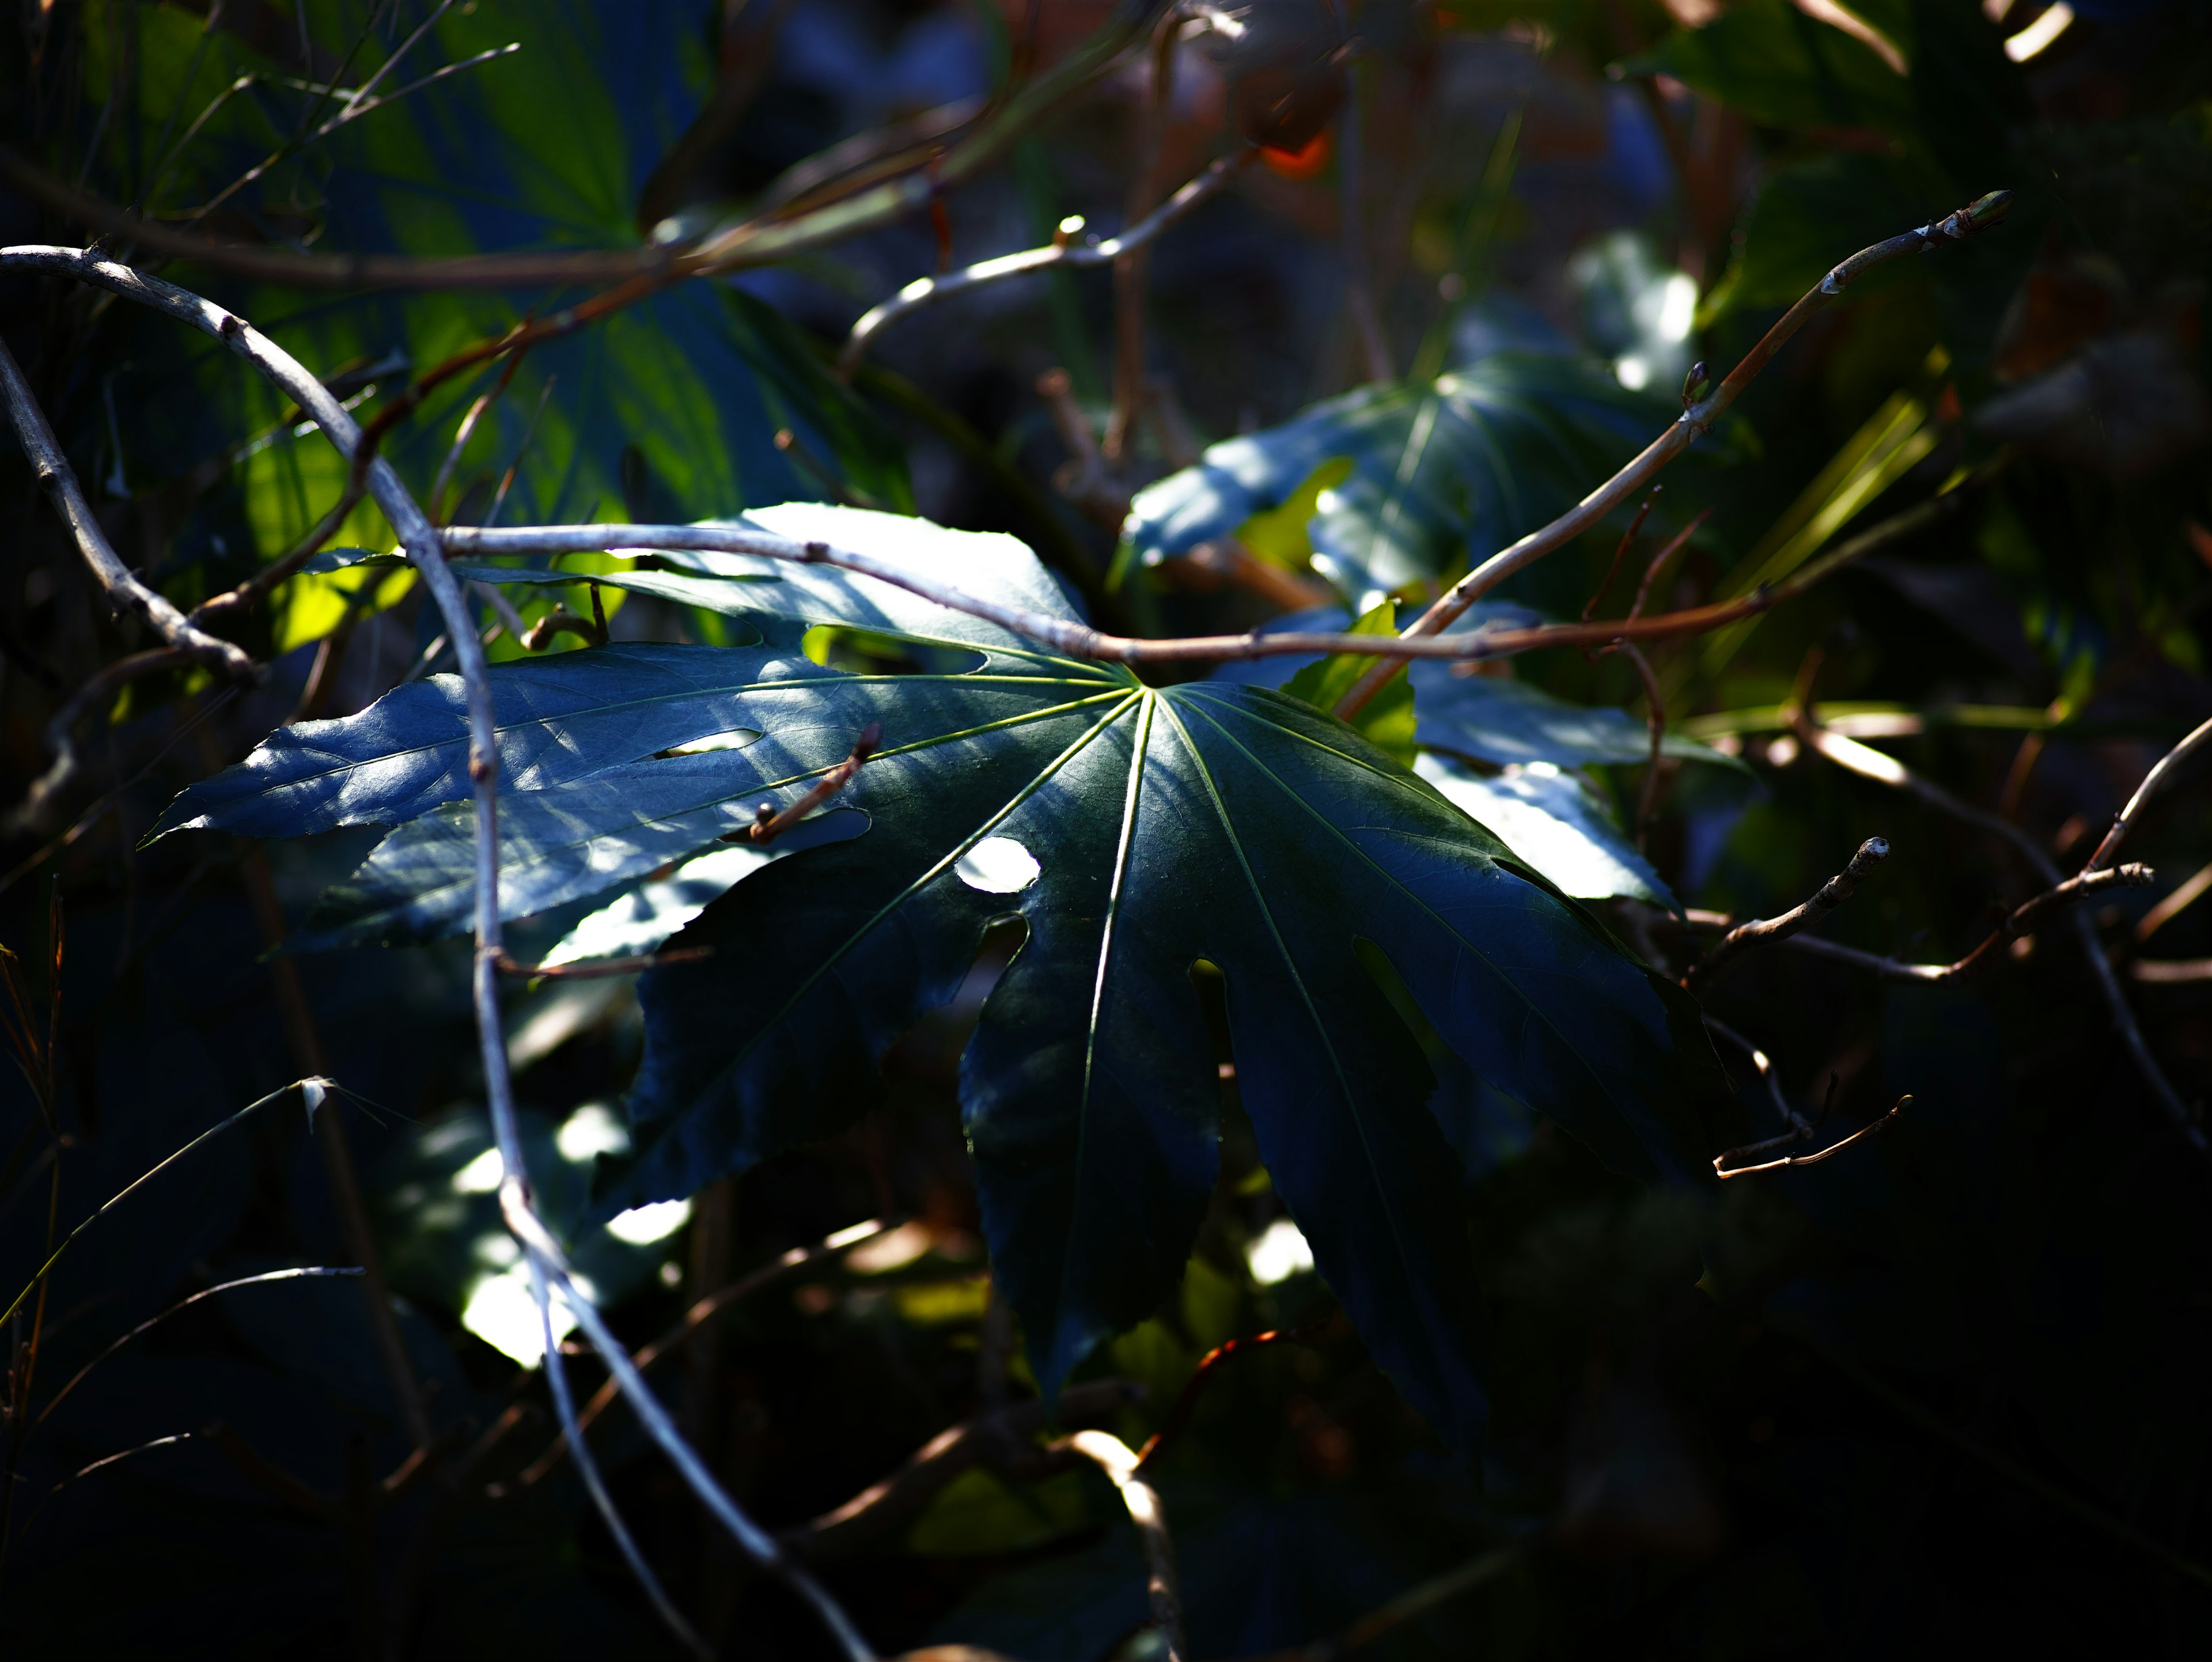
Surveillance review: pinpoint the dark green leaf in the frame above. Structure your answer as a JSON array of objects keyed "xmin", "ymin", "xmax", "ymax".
[{"xmin": 1121, "ymin": 355, "xmax": 1684, "ymax": 607}]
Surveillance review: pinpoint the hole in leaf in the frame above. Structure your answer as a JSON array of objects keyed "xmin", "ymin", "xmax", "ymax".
[
  {"xmin": 956, "ymin": 836, "xmax": 1040, "ymax": 894},
  {"xmin": 656, "ymin": 728, "xmax": 762, "ymax": 758},
  {"xmin": 801, "ymin": 624, "xmax": 985, "ymax": 677}
]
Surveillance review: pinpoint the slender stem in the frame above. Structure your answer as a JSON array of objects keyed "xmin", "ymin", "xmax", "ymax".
[
  {"xmin": 0, "ymin": 1, "xmax": 1168, "ymax": 290},
  {"xmin": 1330, "ymin": 190, "xmax": 2016, "ymax": 721},
  {"xmin": 0, "ymin": 336, "xmax": 256, "ymax": 679},
  {"xmin": 1685, "ymin": 836, "xmax": 1891, "ymax": 991},
  {"xmin": 437, "ymin": 483, "xmax": 1943, "ymax": 668},
  {"xmin": 528, "ymin": 1250, "xmax": 710, "ymax": 1659},
  {"xmin": 2084, "ymin": 713, "xmax": 2212, "ymax": 872},
  {"xmin": 6, "ymin": 247, "xmax": 877, "ymax": 1657},
  {"xmin": 1067, "ymin": 1430, "xmax": 1186, "ymax": 1662},
  {"xmin": 1794, "ymin": 711, "xmax": 2207, "ymax": 1154},
  {"xmin": 839, "ymin": 149, "xmax": 1253, "ymax": 376}
]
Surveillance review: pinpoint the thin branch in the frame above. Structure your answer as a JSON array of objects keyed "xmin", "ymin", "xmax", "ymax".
[
  {"xmin": 37, "ymin": 1267, "xmax": 361, "ymax": 1426},
  {"xmin": 515, "ymin": 1218, "xmax": 891, "ymax": 1487},
  {"xmin": 2135, "ymin": 959, "xmax": 2212, "ymax": 984},
  {"xmin": 728, "ymin": 722, "xmax": 880, "ymax": 846},
  {"xmin": 1702, "ymin": 1016, "xmax": 1816, "ymax": 1136},
  {"xmin": 1134, "ymin": 1321, "xmax": 1330, "ymax": 1470},
  {"xmin": 0, "ymin": 1079, "xmax": 313, "ymax": 1330},
  {"xmin": 1249, "ymin": 1543, "xmax": 1524, "ymax": 1662},
  {"xmin": 501, "ymin": 1193, "xmax": 878, "ymax": 1661},
  {"xmin": 2084, "ymin": 713, "xmax": 2212, "ymax": 872},
  {"xmin": 8, "ymin": 648, "xmax": 198, "ymax": 835},
  {"xmin": 529, "ymin": 1250, "xmax": 710, "ymax": 1660},
  {"xmin": 1331, "ymin": 189, "xmax": 2016, "ymax": 720},
  {"xmin": 1581, "ymin": 485, "xmax": 1661, "ymax": 624},
  {"xmin": 1685, "ymin": 836, "xmax": 1891, "ymax": 992},
  {"xmin": 0, "ymin": 337, "xmax": 257, "ymax": 680},
  {"xmin": 436, "ymin": 482, "xmax": 1954, "ymax": 668},
  {"xmin": 1715, "ymin": 1095, "xmax": 1911, "ymax": 1180},
  {"xmin": 7, "ymin": 247, "xmax": 877, "ymax": 1657},
  {"xmin": 1066, "ymin": 1430, "xmax": 1186, "ymax": 1662},
  {"xmin": 1794, "ymin": 710, "xmax": 2207, "ymax": 1154},
  {"xmin": 1105, "ymin": 7, "xmax": 1185, "ymax": 462},
  {"xmin": 0, "ymin": 2, "xmax": 1166, "ymax": 290},
  {"xmin": 1777, "ymin": 864, "xmax": 2154, "ymax": 983},
  {"xmin": 1619, "ymin": 643, "xmax": 1666, "ymax": 846},
  {"xmin": 839, "ymin": 149, "xmax": 1255, "ymax": 376},
  {"xmin": 789, "ymin": 1380, "xmax": 1145, "ymax": 1561},
  {"xmin": 493, "ymin": 944, "xmax": 710, "ymax": 981}
]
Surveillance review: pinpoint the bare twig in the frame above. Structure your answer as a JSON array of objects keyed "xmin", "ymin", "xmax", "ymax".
[
  {"xmin": 1135, "ymin": 1321, "xmax": 1330, "ymax": 1470},
  {"xmin": 5, "ymin": 247, "xmax": 878, "ymax": 1659},
  {"xmin": 8, "ymin": 648, "xmax": 198, "ymax": 835},
  {"xmin": 790, "ymin": 1380, "xmax": 1145, "ymax": 1561},
  {"xmin": 1581, "ymin": 486, "xmax": 1662, "ymax": 624},
  {"xmin": 435, "ymin": 483, "xmax": 1953, "ymax": 668},
  {"xmin": 1066, "ymin": 1429, "xmax": 1186, "ymax": 1662},
  {"xmin": 0, "ymin": 1, "xmax": 1164, "ymax": 289},
  {"xmin": 2137, "ymin": 858, "xmax": 2212, "ymax": 944},
  {"xmin": 1686, "ymin": 837, "xmax": 1891, "ymax": 992},
  {"xmin": 1331, "ymin": 190, "xmax": 2016, "ymax": 720},
  {"xmin": 529, "ymin": 1252, "xmax": 711, "ymax": 1659},
  {"xmin": 0, "ymin": 338, "xmax": 256, "ymax": 680},
  {"xmin": 839, "ymin": 150, "xmax": 1254, "ymax": 376},
  {"xmin": 1778, "ymin": 864, "xmax": 2154, "ymax": 983},
  {"xmin": 515, "ymin": 1218, "xmax": 892, "ymax": 1488},
  {"xmin": 1715, "ymin": 1095, "xmax": 1910, "ymax": 1180},
  {"xmin": 1105, "ymin": 8, "xmax": 1185, "ymax": 462},
  {"xmin": 1702, "ymin": 1016, "xmax": 1816, "ymax": 1136},
  {"xmin": 1251, "ymin": 1543, "xmax": 1524, "ymax": 1662},
  {"xmin": 1619, "ymin": 643, "xmax": 1666, "ymax": 846},
  {"xmin": 2084, "ymin": 714, "xmax": 2212, "ymax": 873},
  {"xmin": 0, "ymin": 1079, "xmax": 313, "ymax": 1329},
  {"xmin": 37, "ymin": 1267, "xmax": 361, "ymax": 1426},
  {"xmin": 725, "ymin": 721, "xmax": 881, "ymax": 847},
  {"xmin": 2134, "ymin": 959, "xmax": 2212, "ymax": 984},
  {"xmin": 1794, "ymin": 710, "xmax": 2206, "ymax": 1153}
]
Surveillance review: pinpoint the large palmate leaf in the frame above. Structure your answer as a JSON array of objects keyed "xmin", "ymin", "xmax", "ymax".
[
  {"xmin": 1208, "ymin": 607, "xmax": 1727, "ymax": 906},
  {"xmin": 158, "ymin": 507, "xmax": 1725, "ymax": 1448},
  {"xmin": 1120, "ymin": 354, "xmax": 1683, "ymax": 609}
]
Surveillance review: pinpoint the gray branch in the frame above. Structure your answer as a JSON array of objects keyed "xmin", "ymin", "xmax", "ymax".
[{"xmin": 0, "ymin": 336, "xmax": 257, "ymax": 682}]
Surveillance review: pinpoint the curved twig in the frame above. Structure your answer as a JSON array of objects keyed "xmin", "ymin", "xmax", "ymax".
[
  {"xmin": 1134, "ymin": 1321, "xmax": 1330, "ymax": 1470},
  {"xmin": 840, "ymin": 149, "xmax": 1254, "ymax": 376},
  {"xmin": 0, "ymin": 338, "xmax": 256, "ymax": 681},
  {"xmin": 37, "ymin": 1266, "xmax": 362, "ymax": 1426},
  {"xmin": 2084, "ymin": 714, "xmax": 2212, "ymax": 873},
  {"xmin": 789, "ymin": 1380, "xmax": 1146, "ymax": 1561},
  {"xmin": 514, "ymin": 1218, "xmax": 892, "ymax": 1488},
  {"xmin": 1685, "ymin": 837, "xmax": 1891, "ymax": 991},
  {"xmin": 0, "ymin": 1, "xmax": 1165, "ymax": 291},
  {"xmin": 437, "ymin": 483, "xmax": 1955, "ymax": 669},
  {"xmin": 1794, "ymin": 711, "xmax": 2206, "ymax": 1155},
  {"xmin": 1331, "ymin": 189, "xmax": 2016, "ymax": 720},
  {"xmin": 6, "ymin": 245, "xmax": 878, "ymax": 1661},
  {"xmin": 1066, "ymin": 1430, "xmax": 1186, "ymax": 1662},
  {"xmin": 1715, "ymin": 1095, "xmax": 1911, "ymax": 1180}
]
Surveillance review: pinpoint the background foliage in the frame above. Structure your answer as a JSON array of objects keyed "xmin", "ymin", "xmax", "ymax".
[{"xmin": 6, "ymin": 1, "xmax": 2212, "ymax": 1657}]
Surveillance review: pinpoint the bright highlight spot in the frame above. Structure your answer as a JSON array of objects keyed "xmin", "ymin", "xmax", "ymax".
[
  {"xmin": 460, "ymin": 1265, "xmax": 600, "ymax": 1367},
  {"xmin": 450, "ymin": 1148, "xmax": 503, "ymax": 1194},
  {"xmin": 605, "ymin": 1198, "xmax": 694, "ymax": 1245},
  {"xmin": 1247, "ymin": 1217, "xmax": 1316, "ymax": 1285},
  {"xmin": 956, "ymin": 836, "xmax": 1040, "ymax": 895},
  {"xmin": 556, "ymin": 1101, "xmax": 631, "ymax": 1163},
  {"xmin": 2005, "ymin": 3, "xmax": 2071, "ymax": 60},
  {"xmin": 847, "ymin": 1220, "xmax": 933, "ymax": 1274}
]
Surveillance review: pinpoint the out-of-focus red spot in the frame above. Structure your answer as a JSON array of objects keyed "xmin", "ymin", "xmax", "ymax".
[{"xmin": 1262, "ymin": 131, "xmax": 1331, "ymax": 179}]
